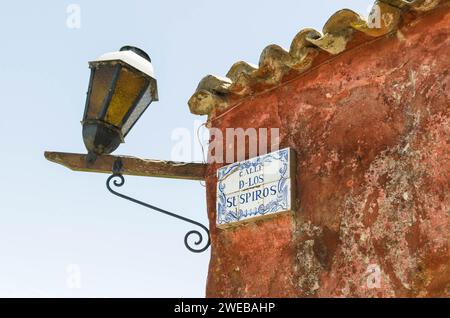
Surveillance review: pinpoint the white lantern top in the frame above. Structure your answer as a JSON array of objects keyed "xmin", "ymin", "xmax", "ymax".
[{"xmin": 92, "ymin": 48, "xmax": 155, "ymax": 78}]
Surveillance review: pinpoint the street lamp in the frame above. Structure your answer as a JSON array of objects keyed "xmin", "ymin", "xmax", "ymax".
[
  {"xmin": 82, "ymin": 46, "xmax": 158, "ymax": 162},
  {"xmin": 45, "ymin": 46, "xmax": 210, "ymax": 253}
]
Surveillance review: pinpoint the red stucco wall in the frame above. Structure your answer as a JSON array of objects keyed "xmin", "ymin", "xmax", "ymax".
[{"xmin": 205, "ymin": 7, "xmax": 450, "ymax": 297}]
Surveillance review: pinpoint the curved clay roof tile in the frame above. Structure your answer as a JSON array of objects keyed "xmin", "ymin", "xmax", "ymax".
[{"xmin": 188, "ymin": 0, "xmax": 447, "ymax": 116}]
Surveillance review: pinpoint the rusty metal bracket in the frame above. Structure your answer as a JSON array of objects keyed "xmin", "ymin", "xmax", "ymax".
[{"xmin": 106, "ymin": 158, "xmax": 211, "ymax": 253}]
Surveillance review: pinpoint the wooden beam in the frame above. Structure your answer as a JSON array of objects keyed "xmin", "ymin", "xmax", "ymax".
[{"xmin": 44, "ymin": 151, "xmax": 207, "ymax": 181}]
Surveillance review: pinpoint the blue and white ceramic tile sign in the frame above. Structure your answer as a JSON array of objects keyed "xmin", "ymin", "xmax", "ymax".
[{"xmin": 216, "ymin": 148, "xmax": 296, "ymax": 228}]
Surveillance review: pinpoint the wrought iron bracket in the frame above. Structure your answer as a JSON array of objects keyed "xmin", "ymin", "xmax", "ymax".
[{"xmin": 106, "ymin": 158, "xmax": 211, "ymax": 253}]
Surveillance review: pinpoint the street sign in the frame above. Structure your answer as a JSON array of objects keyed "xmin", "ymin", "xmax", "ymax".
[{"xmin": 216, "ymin": 148, "xmax": 296, "ymax": 228}]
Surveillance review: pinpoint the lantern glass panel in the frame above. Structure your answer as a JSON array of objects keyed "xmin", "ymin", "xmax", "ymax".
[
  {"xmin": 104, "ymin": 67, "xmax": 147, "ymax": 127},
  {"xmin": 121, "ymin": 87, "xmax": 153, "ymax": 136},
  {"xmin": 86, "ymin": 64, "xmax": 117, "ymax": 120}
]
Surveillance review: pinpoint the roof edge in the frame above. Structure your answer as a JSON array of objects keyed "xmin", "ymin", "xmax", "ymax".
[{"xmin": 188, "ymin": 0, "xmax": 446, "ymax": 117}]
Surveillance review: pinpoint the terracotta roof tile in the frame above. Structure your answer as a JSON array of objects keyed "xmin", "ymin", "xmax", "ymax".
[{"xmin": 188, "ymin": 0, "xmax": 447, "ymax": 116}]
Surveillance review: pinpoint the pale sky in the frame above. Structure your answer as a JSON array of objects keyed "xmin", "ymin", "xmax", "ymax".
[{"xmin": 0, "ymin": 0, "xmax": 373, "ymax": 297}]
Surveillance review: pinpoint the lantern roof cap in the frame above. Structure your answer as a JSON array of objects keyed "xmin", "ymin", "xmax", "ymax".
[{"xmin": 93, "ymin": 47, "xmax": 155, "ymax": 78}]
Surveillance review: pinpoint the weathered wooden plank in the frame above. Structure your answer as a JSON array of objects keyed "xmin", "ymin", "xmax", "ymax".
[{"xmin": 44, "ymin": 151, "xmax": 206, "ymax": 180}]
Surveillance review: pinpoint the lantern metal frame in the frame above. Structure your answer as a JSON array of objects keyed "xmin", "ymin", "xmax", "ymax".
[
  {"xmin": 82, "ymin": 60, "xmax": 158, "ymax": 138},
  {"xmin": 81, "ymin": 46, "xmax": 159, "ymax": 162}
]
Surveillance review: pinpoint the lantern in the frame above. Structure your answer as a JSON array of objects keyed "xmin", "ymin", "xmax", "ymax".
[{"xmin": 82, "ymin": 46, "xmax": 158, "ymax": 162}]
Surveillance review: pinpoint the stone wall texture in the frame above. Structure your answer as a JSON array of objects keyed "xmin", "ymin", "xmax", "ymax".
[{"xmin": 203, "ymin": 7, "xmax": 450, "ymax": 297}]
